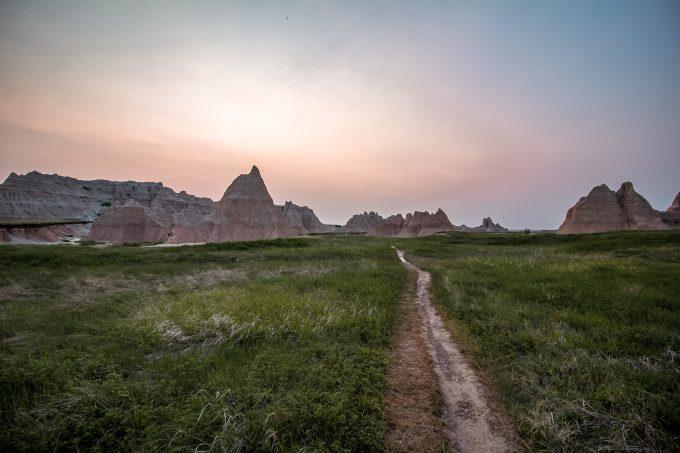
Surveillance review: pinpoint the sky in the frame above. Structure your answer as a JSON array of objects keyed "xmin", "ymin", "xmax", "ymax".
[{"xmin": 0, "ymin": 0, "xmax": 678, "ymax": 229}]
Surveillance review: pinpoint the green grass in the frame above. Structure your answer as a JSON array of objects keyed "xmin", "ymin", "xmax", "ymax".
[
  {"xmin": 2, "ymin": 231, "xmax": 679, "ymax": 451},
  {"xmin": 395, "ymin": 231, "xmax": 680, "ymax": 451},
  {"xmin": 0, "ymin": 237, "xmax": 404, "ymax": 452}
]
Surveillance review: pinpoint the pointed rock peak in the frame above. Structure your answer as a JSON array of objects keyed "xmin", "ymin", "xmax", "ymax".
[
  {"xmin": 669, "ymin": 192, "xmax": 680, "ymax": 211},
  {"xmin": 616, "ymin": 181, "xmax": 635, "ymax": 196},
  {"xmin": 592, "ymin": 183, "xmax": 612, "ymax": 193},
  {"xmin": 221, "ymin": 165, "xmax": 273, "ymax": 202},
  {"xmin": 4, "ymin": 172, "xmax": 19, "ymax": 183}
]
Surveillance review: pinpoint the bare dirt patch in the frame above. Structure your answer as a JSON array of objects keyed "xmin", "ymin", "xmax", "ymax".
[
  {"xmin": 396, "ymin": 249, "xmax": 520, "ymax": 453},
  {"xmin": 0, "ymin": 284, "xmax": 31, "ymax": 302},
  {"xmin": 386, "ymin": 268, "xmax": 448, "ymax": 452}
]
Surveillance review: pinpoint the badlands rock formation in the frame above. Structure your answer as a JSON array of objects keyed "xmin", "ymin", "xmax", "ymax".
[
  {"xmin": 208, "ymin": 166, "xmax": 300, "ymax": 242},
  {"xmin": 91, "ymin": 165, "xmax": 315, "ymax": 244},
  {"xmin": 558, "ymin": 182, "xmax": 675, "ymax": 234},
  {"xmin": 0, "ymin": 171, "xmax": 119, "ymax": 223},
  {"xmin": 400, "ymin": 209, "xmax": 454, "ymax": 237},
  {"xmin": 660, "ymin": 193, "xmax": 680, "ymax": 228},
  {"xmin": 85, "ymin": 200, "xmax": 172, "ymax": 243},
  {"xmin": 86, "ymin": 182, "xmax": 213, "ymax": 243},
  {"xmin": 456, "ymin": 217, "xmax": 509, "ymax": 233},
  {"xmin": 281, "ymin": 202, "xmax": 338, "ymax": 234},
  {"xmin": 1, "ymin": 166, "xmax": 331, "ymax": 244},
  {"xmin": 615, "ymin": 182, "xmax": 669, "ymax": 230},
  {"xmin": 0, "ymin": 171, "xmax": 210, "ymax": 243},
  {"xmin": 342, "ymin": 211, "xmax": 386, "ymax": 234},
  {"xmin": 340, "ymin": 209, "xmax": 454, "ymax": 237}
]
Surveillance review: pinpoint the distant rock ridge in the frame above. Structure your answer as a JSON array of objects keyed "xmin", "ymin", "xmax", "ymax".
[
  {"xmin": 340, "ymin": 208, "xmax": 454, "ymax": 237},
  {"xmin": 456, "ymin": 217, "xmax": 509, "ymax": 233},
  {"xmin": 558, "ymin": 182, "xmax": 677, "ymax": 234},
  {"xmin": 281, "ymin": 201, "xmax": 338, "ymax": 234},
  {"xmin": 342, "ymin": 211, "xmax": 386, "ymax": 234}
]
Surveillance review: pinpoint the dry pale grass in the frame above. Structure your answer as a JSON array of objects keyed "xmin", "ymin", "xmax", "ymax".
[{"xmin": 386, "ymin": 269, "xmax": 448, "ymax": 452}]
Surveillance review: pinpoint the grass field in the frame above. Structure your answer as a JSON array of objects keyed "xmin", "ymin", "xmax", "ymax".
[
  {"xmin": 0, "ymin": 238, "xmax": 404, "ymax": 451},
  {"xmin": 395, "ymin": 231, "xmax": 680, "ymax": 451},
  {"xmin": 1, "ymin": 231, "xmax": 679, "ymax": 451}
]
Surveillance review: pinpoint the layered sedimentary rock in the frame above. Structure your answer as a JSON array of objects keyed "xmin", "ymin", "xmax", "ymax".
[
  {"xmin": 558, "ymin": 184, "xmax": 627, "ymax": 234},
  {"xmin": 281, "ymin": 201, "xmax": 337, "ymax": 234},
  {"xmin": 164, "ymin": 206, "xmax": 215, "ymax": 244},
  {"xmin": 660, "ymin": 193, "xmax": 680, "ymax": 228},
  {"xmin": 0, "ymin": 171, "xmax": 197, "ymax": 223},
  {"xmin": 0, "ymin": 171, "xmax": 214, "ymax": 243},
  {"xmin": 558, "ymin": 182, "xmax": 675, "ymax": 234},
  {"xmin": 0, "ymin": 171, "xmax": 117, "ymax": 223},
  {"xmin": 1, "ymin": 166, "xmax": 332, "ymax": 244},
  {"xmin": 91, "ymin": 166, "xmax": 302, "ymax": 243},
  {"xmin": 208, "ymin": 166, "xmax": 300, "ymax": 242},
  {"xmin": 456, "ymin": 217, "xmax": 509, "ymax": 233},
  {"xmin": 341, "ymin": 211, "xmax": 386, "ymax": 234},
  {"xmin": 615, "ymin": 182, "xmax": 669, "ymax": 231},
  {"xmin": 0, "ymin": 223, "xmax": 91, "ymax": 244},
  {"xmin": 399, "ymin": 209, "xmax": 454, "ymax": 237},
  {"xmin": 341, "ymin": 209, "xmax": 453, "ymax": 237},
  {"xmin": 374, "ymin": 214, "xmax": 406, "ymax": 236},
  {"xmin": 84, "ymin": 181, "xmax": 212, "ymax": 244},
  {"xmin": 86, "ymin": 200, "xmax": 171, "ymax": 243}
]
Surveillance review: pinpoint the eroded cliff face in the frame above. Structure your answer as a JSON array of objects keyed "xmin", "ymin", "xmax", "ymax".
[
  {"xmin": 558, "ymin": 182, "xmax": 676, "ymax": 234},
  {"xmin": 89, "ymin": 166, "xmax": 306, "ymax": 244},
  {"xmin": 85, "ymin": 201, "xmax": 172, "ymax": 244},
  {"xmin": 0, "ymin": 171, "xmax": 207, "ymax": 243},
  {"xmin": 85, "ymin": 183, "xmax": 213, "ymax": 244},
  {"xmin": 1, "ymin": 166, "xmax": 335, "ymax": 244},
  {"xmin": 0, "ymin": 171, "xmax": 136, "ymax": 223},
  {"xmin": 615, "ymin": 182, "xmax": 669, "ymax": 231}
]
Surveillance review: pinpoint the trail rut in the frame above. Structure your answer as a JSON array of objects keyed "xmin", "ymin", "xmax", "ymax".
[{"xmin": 396, "ymin": 249, "xmax": 520, "ymax": 453}]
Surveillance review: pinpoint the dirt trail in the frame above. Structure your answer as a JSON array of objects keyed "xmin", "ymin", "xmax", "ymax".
[
  {"xmin": 395, "ymin": 249, "xmax": 520, "ymax": 453},
  {"xmin": 386, "ymin": 266, "xmax": 448, "ymax": 452}
]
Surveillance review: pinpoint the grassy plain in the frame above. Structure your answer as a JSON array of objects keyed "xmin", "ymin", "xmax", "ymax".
[
  {"xmin": 395, "ymin": 231, "xmax": 680, "ymax": 451},
  {"xmin": 1, "ymin": 231, "xmax": 679, "ymax": 452},
  {"xmin": 0, "ymin": 238, "xmax": 404, "ymax": 452}
]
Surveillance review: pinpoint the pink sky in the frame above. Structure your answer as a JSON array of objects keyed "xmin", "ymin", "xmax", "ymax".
[{"xmin": 1, "ymin": 1, "xmax": 679, "ymax": 228}]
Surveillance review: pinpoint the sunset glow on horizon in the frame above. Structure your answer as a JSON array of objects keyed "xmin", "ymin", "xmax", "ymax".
[{"xmin": 1, "ymin": 0, "xmax": 679, "ymax": 228}]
